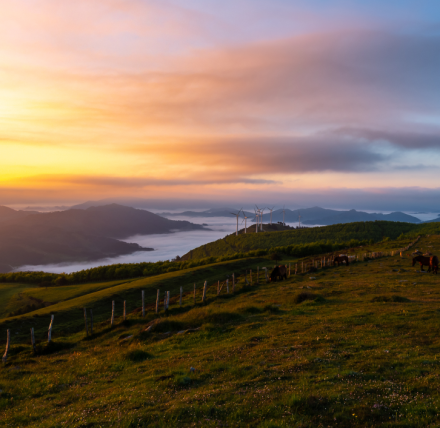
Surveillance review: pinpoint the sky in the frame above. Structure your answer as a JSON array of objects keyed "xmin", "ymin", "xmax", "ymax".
[{"xmin": 1, "ymin": 0, "xmax": 440, "ymax": 211}]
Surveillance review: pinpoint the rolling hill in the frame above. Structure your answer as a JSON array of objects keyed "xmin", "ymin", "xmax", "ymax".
[
  {"xmin": 1, "ymin": 234, "xmax": 440, "ymax": 427},
  {"xmin": 181, "ymin": 220, "xmax": 433, "ymax": 260}
]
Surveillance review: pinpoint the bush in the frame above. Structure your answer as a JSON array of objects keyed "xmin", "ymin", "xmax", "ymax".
[
  {"xmin": 152, "ymin": 319, "xmax": 185, "ymax": 333},
  {"xmin": 125, "ymin": 349, "xmax": 151, "ymax": 362},
  {"xmin": 202, "ymin": 311, "xmax": 244, "ymax": 324},
  {"xmin": 293, "ymin": 292, "xmax": 318, "ymax": 304},
  {"xmin": 38, "ymin": 341, "xmax": 75, "ymax": 355},
  {"xmin": 264, "ymin": 304, "xmax": 280, "ymax": 313},
  {"xmin": 239, "ymin": 306, "xmax": 263, "ymax": 314},
  {"xmin": 269, "ymin": 252, "xmax": 282, "ymax": 262},
  {"xmin": 174, "ymin": 374, "xmax": 192, "ymax": 387}
]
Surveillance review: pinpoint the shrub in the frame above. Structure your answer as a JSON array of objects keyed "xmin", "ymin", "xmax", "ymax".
[
  {"xmin": 202, "ymin": 311, "xmax": 244, "ymax": 324},
  {"xmin": 269, "ymin": 252, "xmax": 282, "ymax": 262},
  {"xmin": 264, "ymin": 304, "xmax": 280, "ymax": 313},
  {"xmin": 173, "ymin": 374, "xmax": 192, "ymax": 387},
  {"xmin": 125, "ymin": 349, "xmax": 151, "ymax": 362},
  {"xmin": 239, "ymin": 306, "xmax": 263, "ymax": 314},
  {"xmin": 293, "ymin": 292, "xmax": 317, "ymax": 304},
  {"xmin": 152, "ymin": 319, "xmax": 185, "ymax": 332}
]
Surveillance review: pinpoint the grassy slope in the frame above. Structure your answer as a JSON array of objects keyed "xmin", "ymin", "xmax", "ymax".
[
  {"xmin": 1, "ymin": 279, "xmax": 139, "ymax": 319},
  {"xmin": 0, "ymin": 283, "xmax": 36, "ymax": 319},
  {"xmin": 182, "ymin": 221, "xmax": 430, "ymax": 260},
  {"xmin": 1, "ymin": 235, "xmax": 440, "ymax": 426}
]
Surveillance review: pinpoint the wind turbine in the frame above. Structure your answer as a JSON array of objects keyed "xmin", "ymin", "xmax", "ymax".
[
  {"xmin": 298, "ymin": 214, "xmax": 301, "ymax": 228},
  {"xmin": 230, "ymin": 208, "xmax": 243, "ymax": 236},
  {"xmin": 282, "ymin": 205, "xmax": 286, "ymax": 225},
  {"xmin": 268, "ymin": 206, "xmax": 275, "ymax": 225},
  {"xmin": 260, "ymin": 207, "xmax": 266, "ymax": 231},
  {"xmin": 256, "ymin": 205, "xmax": 263, "ymax": 231}
]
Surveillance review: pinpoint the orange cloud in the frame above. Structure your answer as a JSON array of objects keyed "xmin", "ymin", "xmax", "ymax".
[{"xmin": 1, "ymin": 2, "xmax": 440, "ymax": 205}]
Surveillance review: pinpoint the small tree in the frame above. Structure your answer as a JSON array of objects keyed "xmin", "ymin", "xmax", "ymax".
[{"xmin": 269, "ymin": 253, "xmax": 282, "ymax": 264}]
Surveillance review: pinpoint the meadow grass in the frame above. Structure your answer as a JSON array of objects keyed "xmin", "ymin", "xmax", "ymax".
[
  {"xmin": 1, "ymin": 236, "xmax": 440, "ymax": 427},
  {"xmin": 0, "ymin": 283, "xmax": 36, "ymax": 318}
]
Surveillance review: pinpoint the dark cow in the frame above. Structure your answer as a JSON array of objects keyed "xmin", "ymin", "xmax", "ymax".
[
  {"xmin": 412, "ymin": 255, "xmax": 431, "ymax": 271},
  {"xmin": 333, "ymin": 256, "xmax": 349, "ymax": 266},
  {"xmin": 270, "ymin": 265, "xmax": 287, "ymax": 282}
]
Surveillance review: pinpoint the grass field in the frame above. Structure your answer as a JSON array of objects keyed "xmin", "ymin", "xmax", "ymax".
[{"xmin": 1, "ymin": 235, "xmax": 440, "ymax": 427}]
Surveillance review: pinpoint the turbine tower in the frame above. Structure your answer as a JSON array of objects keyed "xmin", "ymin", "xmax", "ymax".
[
  {"xmin": 282, "ymin": 205, "xmax": 286, "ymax": 225},
  {"xmin": 298, "ymin": 214, "xmax": 301, "ymax": 228},
  {"xmin": 254, "ymin": 208, "xmax": 259, "ymax": 233},
  {"xmin": 230, "ymin": 208, "xmax": 243, "ymax": 236},
  {"xmin": 268, "ymin": 206, "xmax": 275, "ymax": 225}
]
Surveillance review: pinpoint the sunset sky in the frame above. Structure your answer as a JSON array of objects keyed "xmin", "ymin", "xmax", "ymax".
[{"xmin": 1, "ymin": 0, "xmax": 440, "ymax": 210}]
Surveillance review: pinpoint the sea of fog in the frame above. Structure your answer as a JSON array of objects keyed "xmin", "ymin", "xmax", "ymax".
[{"xmin": 15, "ymin": 212, "xmax": 439, "ymax": 274}]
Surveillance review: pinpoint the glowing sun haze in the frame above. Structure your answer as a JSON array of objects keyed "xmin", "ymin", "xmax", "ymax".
[{"xmin": 1, "ymin": 0, "xmax": 440, "ymax": 209}]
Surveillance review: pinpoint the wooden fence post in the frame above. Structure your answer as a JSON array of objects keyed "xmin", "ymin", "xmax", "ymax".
[
  {"xmin": 2, "ymin": 329, "xmax": 10, "ymax": 363},
  {"xmin": 232, "ymin": 273, "xmax": 235, "ymax": 293},
  {"xmin": 167, "ymin": 291, "xmax": 170, "ymax": 309},
  {"xmin": 180, "ymin": 287, "xmax": 183, "ymax": 307},
  {"xmin": 302, "ymin": 261, "xmax": 304, "ymax": 273},
  {"xmin": 295, "ymin": 264, "xmax": 298, "ymax": 275},
  {"xmin": 111, "ymin": 301, "xmax": 115, "ymax": 326},
  {"xmin": 48, "ymin": 315, "xmax": 54, "ymax": 343},
  {"xmin": 123, "ymin": 301, "xmax": 126, "ymax": 320},
  {"xmin": 156, "ymin": 290, "xmax": 160, "ymax": 314},
  {"xmin": 289, "ymin": 263, "xmax": 291, "ymax": 277},
  {"xmin": 90, "ymin": 309, "xmax": 93, "ymax": 335},
  {"xmin": 31, "ymin": 327, "xmax": 36, "ymax": 353},
  {"xmin": 250, "ymin": 269, "xmax": 252, "ymax": 285},
  {"xmin": 194, "ymin": 284, "xmax": 196, "ymax": 304},
  {"xmin": 226, "ymin": 279, "xmax": 229, "ymax": 294},
  {"xmin": 84, "ymin": 308, "xmax": 88, "ymax": 336},
  {"xmin": 202, "ymin": 281, "xmax": 207, "ymax": 302},
  {"xmin": 217, "ymin": 280, "xmax": 220, "ymax": 295},
  {"xmin": 142, "ymin": 290, "xmax": 145, "ymax": 317}
]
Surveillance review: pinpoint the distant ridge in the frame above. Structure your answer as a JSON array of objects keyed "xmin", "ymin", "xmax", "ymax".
[
  {"xmin": 0, "ymin": 204, "xmax": 207, "ymax": 272},
  {"xmin": 159, "ymin": 206, "xmax": 421, "ymax": 225},
  {"xmin": 301, "ymin": 209, "xmax": 421, "ymax": 225}
]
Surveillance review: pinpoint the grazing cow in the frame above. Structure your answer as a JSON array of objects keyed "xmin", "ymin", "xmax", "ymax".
[
  {"xmin": 333, "ymin": 256, "xmax": 349, "ymax": 266},
  {"xmin": 270, "ymin": 265, "xmax": 287, "ymax": 282},
  {"xmin": 412, "ymin": 255, "xmax": 431, "ymax": 272}
]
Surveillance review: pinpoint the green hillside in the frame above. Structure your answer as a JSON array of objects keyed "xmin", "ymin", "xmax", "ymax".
[
  {"xmin": 1, "ymin": 234, "xmax": 440, "ymax": 427},
  {"xmin": 183, "ymin": 221, "xmax": 440, "ymax": 260}
]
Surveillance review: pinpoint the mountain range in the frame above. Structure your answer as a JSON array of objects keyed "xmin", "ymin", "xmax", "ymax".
[
  {"xmin": 0, "ymin": 204, "xmax": 206, "ymax": 273},
  {"xmin": 159, "ymin": 206, "xmax": 422, "ymax": 225}
]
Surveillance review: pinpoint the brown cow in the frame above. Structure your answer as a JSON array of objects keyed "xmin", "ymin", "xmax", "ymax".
[{"xmin": 270, "ymin": 265, "xmax": 287, "ymax": 282}]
